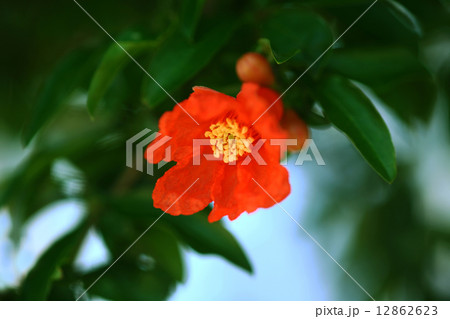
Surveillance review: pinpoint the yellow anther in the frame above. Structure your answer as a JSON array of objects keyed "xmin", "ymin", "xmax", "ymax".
[{"xmin": 204, "ymin": 118, "xmax": 253, "ymax": 163}]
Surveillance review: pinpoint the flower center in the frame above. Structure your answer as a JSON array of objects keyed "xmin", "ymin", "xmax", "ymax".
[{"xmin": 204, "ymin": 118, "xmax": 254, "ymax": 163}]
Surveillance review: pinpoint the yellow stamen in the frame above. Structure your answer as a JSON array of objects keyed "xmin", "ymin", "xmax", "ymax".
[{"xmin": 204, "ymin": 118, "xmax": 254, "ymax": 163}]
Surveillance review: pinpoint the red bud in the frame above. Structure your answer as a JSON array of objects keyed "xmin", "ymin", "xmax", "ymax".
[{"xmin": 236, "ymin": 52, "xmax": 274, "ymax": 86}]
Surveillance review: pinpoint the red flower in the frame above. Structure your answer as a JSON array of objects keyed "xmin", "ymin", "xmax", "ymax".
[{"xmin": 146, "ymin": 83, "xmax": 291, "ymax": 222}]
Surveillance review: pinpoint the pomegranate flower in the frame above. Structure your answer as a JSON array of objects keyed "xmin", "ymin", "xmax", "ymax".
[{"xmin": 146, "ymin": 83, "xmax": 291, "ymax": 222}]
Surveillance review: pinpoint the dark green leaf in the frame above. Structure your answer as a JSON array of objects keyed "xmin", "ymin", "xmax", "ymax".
[
  {"xmin": 298, "ymin": 0, "xmax": 374, "ymax": 6},
  {"xmin": 169, "ymin": 210, "xmax": 253, "ymax": 273},
  {"xmin": 438, "ymin": 55, "xmax": 450, "ymax": 108},
  {"xmin": 99, "ymin": 211, "xmax": 184, "ymax": 283},
  {"xmin": 1, "ymin": 128, "xmax": 107, "ymax": 243},
  {"xmin": 261, "ymin": 8, "xmax": 333, "ymax": 64},
  {"xmin": 180, "ymin": 0, "xmax": 206, "ymax": 40},
  {"xmin": 87, "ymin": 41, "xmax": 155, "ymax": 116},
  {"xmin": 142, "ymin": 21, "xmax": 237, "ymax": 108},
  {"xmin": 83, "ymin": 261, "xmax": 174, "ymax": 301},
  {"xmin": 0, "ymin": 289, "xmax": 19, "ymax": 301},
  {"xmin": 315, "ymin": 74, "xmax": 397, "ymax": 182},
  {"xmin": 20, "ymin": 220, "xmax": 87, "ymax": 300},
  {"xmin": 106, "ymin": 193, "xmax": 252, "ymax": 273},
  {"xmin": 1, "ymin": 128, "xmax": 105, "ymax": 210},
  {"xmin": 137, "ymin": 226, "xmax": 184, "ymax": 282},
  {"xmin": 327, "ymin": 48, "xmax": 426, "ymax": 86},
  {"xmin": 22, "ymin": 49, "xmax": 98, "ymax": 145},
  {"xmin": 338, "ymin": 2, "xmax": 420, "ymax": 51},
  {"xmin": 385, "ymin": 0, "xmax": 422, "ymax": 36},
  {"xmin": 302, "ymin": 111, "xmax": 331, "ymax": 128},
  {"xmin": 326, "ymin": 47, "xmax": 437, "ymax": 123}
]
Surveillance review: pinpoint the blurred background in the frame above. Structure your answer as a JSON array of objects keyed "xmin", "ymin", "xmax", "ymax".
[{"xmin": 1, "ymin": 0, "xmax": 449, "ymax": 300}]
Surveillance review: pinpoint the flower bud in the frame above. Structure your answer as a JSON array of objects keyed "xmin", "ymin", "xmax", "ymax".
[
  {"xmin": 236, "ymin": 52, "xmax": 274, "ymax": 86},
  {"xmin": 281, "ymin": 109, "xmax": 309, "ymax": 152}
]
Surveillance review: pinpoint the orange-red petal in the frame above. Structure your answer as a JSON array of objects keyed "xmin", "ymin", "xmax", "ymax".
[
  {"xmin": 209, "ymin": 150, "xmax": 290, "ymax": 222},
  {"xmin": 236, "ymin": 83, "xmax": 283, "ymax": 122},
  {"xmin": 152, "ymin": 157, "xmax": 220, "ymax": 216},
  {"xmin": 185, "ymin": 86, "xmax": 238, "ymax": 122}
]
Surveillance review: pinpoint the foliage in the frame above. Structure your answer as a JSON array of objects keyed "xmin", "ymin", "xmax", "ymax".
[{"xmin": 0, "ymin": 0, "xmax": 449, "ymax": 300}]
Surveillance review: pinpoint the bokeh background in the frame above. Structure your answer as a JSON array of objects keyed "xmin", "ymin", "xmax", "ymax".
[{"xmin": 1, "ymin": 0, "xmax": 450, "ymax": 300}]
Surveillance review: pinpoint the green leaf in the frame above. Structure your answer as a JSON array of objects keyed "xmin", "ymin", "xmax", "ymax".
[
  {"xmin": 1, "ymin": 128, "xmax": 107, "ymax": 244},
  {"xmin": 82, "ymin": 262, "xmax": 174, "ymax": 301},
  {"xmin": 297, "ymin": 0, "xmax": 374, "ymax": 6},
  {"xmin": 302, "ymin": 111, "xmax": 331, "ymax": 128},
  {"xmin": 106, "ymin": 193, "xmax": 252, "ymax": 273},
  {"xmin": 326, "ymin": 47, "xmax": 436, "ymax": 123},
  {"xmin": 385, "ymin": 0, "xmax": 422, "ymax": 36},
  {"xmin": 87, "ymin": 41, "xmax": 155, "ymax": 116},
  {"xmin": 143, "ymin": 21, "xmax": 237, "ymax": 108},
  {"xmin": 339, "ymin": 2, "xmax": 419, "ymax": 51},
  {"xmin": 169, "ymin": 209, "xmax": 253, "ymax": 273},
  {"xmin": 1, "ymin": 128, "xmax": 105, "ymax": 210},
  {"xmin": 20, "ymin": 220, "xmax": 87, "ymax": 300},
  {"xmin": 99, "ymin": 211, "xmax": 184, "ymax": 283},
  {"xmin": 180, "ymin": 0, "xmax": 206, "ymax": 40},
  {"xmin": 22, "ymin": 49, "xmax": 98, "ymax": 145},
  {"xmin": 315, "ymin": 74, "xmax": 397, "ymax": 182},
  {"xmin": 261, "ymin": 8, "xmax": 333, "ymax": 64},
  {"xmin": 137, "ymin": 226, "xmax": 184, "ymax": 282}
]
